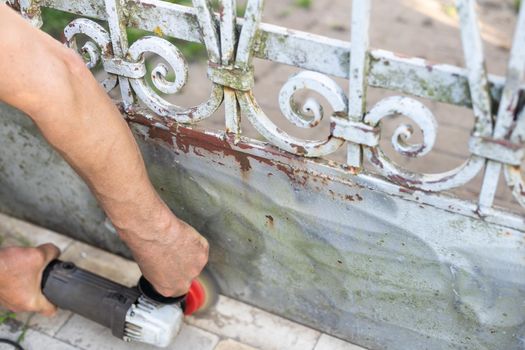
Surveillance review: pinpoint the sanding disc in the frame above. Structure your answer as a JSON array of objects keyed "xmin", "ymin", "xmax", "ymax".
[{"xmin": 184, "ymin": 269, "xmax": 219, "ymax": 316}]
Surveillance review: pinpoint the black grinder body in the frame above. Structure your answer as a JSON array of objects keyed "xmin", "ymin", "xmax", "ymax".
[{"xmin": 41, "ymin": 260, "xmax": 140, "ymax": 339}]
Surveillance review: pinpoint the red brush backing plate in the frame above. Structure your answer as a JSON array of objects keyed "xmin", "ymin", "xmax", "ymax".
[{"xmin": 184, "ymin": 279, "xmax": 206, "ymax": 315}]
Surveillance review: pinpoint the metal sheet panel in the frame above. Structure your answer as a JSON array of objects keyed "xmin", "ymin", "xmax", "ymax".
[{"xmin": 0, "ymin": 103, "xmax": 523, "ymax": 349}]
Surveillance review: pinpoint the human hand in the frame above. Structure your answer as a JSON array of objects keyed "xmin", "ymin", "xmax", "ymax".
[
  {"xmin": 0, "ymin": 244, "xmax": 60, "ymax": 316},
  {"xmin": 121, "ymin": 218, "xmax": 209, "ymax": 297}
]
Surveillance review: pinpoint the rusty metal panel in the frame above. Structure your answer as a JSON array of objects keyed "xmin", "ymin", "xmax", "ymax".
[{"xmin": 0, "ymin": 102, "xmax": 524, "ymax": 349}]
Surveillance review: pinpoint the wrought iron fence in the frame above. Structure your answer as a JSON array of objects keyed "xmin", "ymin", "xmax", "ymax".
[
  {"xmin": 3, "ymin": 2, "xmax": 525, "ymax": 348},
  {"xmin": 5, "ymin": 0, "xmax": 525, "ymax": 219}
]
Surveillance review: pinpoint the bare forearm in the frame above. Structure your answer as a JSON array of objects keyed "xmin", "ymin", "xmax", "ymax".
[
  {"xmin": 0, "ymin": 5, "xmax": 208, "ymax": 297},
  {"xmin": 0, "ymin": 5, "xmax": 173, "ymax": 239},
  {"xmin": 34, "ymin": 59, "xmax": 172, "ymax": 238}
]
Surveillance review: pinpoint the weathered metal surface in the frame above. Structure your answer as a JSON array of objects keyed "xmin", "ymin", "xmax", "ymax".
[
  {"xmin": 0, "ymin": 103, "xmax": 524, "ymax": 350},
  {"xmin": 12, "ymin": 0, "xmax": 521, "ymax": 201},
  {"xmin": 24, "ymin": 0, "xmax": 522, "ymax": 106},
  {"xmin": 3, "ymin": 0, "xmax": 525, "ymax": 349}
]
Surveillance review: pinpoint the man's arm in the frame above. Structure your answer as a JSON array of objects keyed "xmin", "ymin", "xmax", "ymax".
[{"xmin": 0, "ymin": 4, "xmax": 208, "ymax": 314}]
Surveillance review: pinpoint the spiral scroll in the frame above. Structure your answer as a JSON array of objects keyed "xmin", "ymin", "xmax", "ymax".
[
  {"xmin": 238, "ymin": 71, "xmax": 346, "ymax": 157},
  {"xmin": 126, "ymin": 36, "xmax": 223, "ymax": 124},
  {"xmin": 363, "ymin": 96, "xmax": 484, "ymax": 192},
  {"xmin": 64, "ymin": 19, "xmax": 118, "ymax": 92}
]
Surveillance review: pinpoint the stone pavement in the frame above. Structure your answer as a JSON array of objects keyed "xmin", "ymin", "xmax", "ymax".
[{"xmin": 0, "ymin": 213, "xmax": 366, "ymax": 350}]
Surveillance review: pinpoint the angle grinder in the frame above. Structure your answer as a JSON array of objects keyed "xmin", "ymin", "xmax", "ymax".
[{"xmin": 40, "ymin": 260, "xmax": 218, "ymax": 348}]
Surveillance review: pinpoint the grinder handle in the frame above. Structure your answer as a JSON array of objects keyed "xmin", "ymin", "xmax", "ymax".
[{"xmin": 41, "ymin": 259, "xmax": 140, "ymax": 339}]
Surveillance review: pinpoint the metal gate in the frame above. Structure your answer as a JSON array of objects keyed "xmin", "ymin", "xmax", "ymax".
[{"xmin": 2, "ymin": 0, "xmax": 525, "ymax": 349}]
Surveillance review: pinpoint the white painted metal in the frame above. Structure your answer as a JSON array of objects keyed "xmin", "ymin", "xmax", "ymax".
[
  {"xmin": 13, "ymin": 0, "xmax": 524, "ymax": 209},
  {"xmin": 347, "ymin": 0, "xmax": 371, "ymax": 167}
]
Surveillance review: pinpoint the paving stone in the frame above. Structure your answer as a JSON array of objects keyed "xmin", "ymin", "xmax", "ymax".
[
  {"xmin": 60, "ymin": 241, "xmax": 141, "ymax": 287},
  {"xmin": 0, "ymin": 213, "xmax": 73, "ymax": 251},
  {"xmin": 187, "ymin": 296, "xmax": 320, "ymax": 350},
  {"xmin": 215, "ymin": 339, "xmax": 259, "ymax": 350},
  {"xmin": 11, "ymin": 309, "xmax": 72, "ymax": 338},
  {"xmin": 173, "ymin": 325, "xmax": 220, "ymax": 350},
  {"xmin": 314, "ymin": 334, "xmax": 368, "ymax": 350},
  {"xmin": 55, "ymin": 314, "xmax": 219, "ymax": 350},
  {"xmin": 0, "ymin": 322, "xmax": 77, "ymax": 350}
]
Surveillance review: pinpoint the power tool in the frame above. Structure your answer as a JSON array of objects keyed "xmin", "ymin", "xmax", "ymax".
[{"xmin": 40, "ymin": 260, "xmax": 218, "ymax": 348}]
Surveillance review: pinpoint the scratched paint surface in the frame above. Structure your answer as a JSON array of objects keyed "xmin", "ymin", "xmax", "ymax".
[{"xmin": 0, "ymin": 103, "xmax": 523, "ymax": 350}]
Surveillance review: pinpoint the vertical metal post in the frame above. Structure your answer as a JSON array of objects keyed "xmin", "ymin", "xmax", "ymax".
[
  {"xmin": 456, "ymin": 0, "xmax": 494, "ymax": 210},
  {"xmin": 478, "ymin": 2, "xmax": 525, "ymax": 210},
  {"xmin": 105, "ymin": 0, "xmax": 134, "ymax": 109},
  {"xmin": 221, "ymin": 0, "xmax": 242, "ymax": 137},
  {"xmin": 347, "ymin": 0, "xmax": 371, "ymax": 168},
  {"xmin": 235, "ymin": 0, "xmax": 264, "ymax": 69}
]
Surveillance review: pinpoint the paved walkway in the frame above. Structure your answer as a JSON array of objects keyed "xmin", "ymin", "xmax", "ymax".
[{"xmin": 0, "ymin": 213, "xmax": 365, "ymax": 350}]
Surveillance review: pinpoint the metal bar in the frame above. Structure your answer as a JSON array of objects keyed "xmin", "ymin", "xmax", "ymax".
[
  {"xmin": 235, "ymin": 0, "xmax": 264, "ymax": 69},
  {"xmin": 456, "ymin": 0, "xmax": 496, "ymax": 209},
  {"xmin": 192, "ymin": 0, "xmax": 221, "ymax": 64},
  {"xmin": 104, "ymin": 0, "xmax": 134, "ymax": 108},
  {"xmin": 479, "ymin": 3, "xmax": 525, "ymax": 209},
  {"xmin": 456, "ymin": 0, "xmax": 493, "ymax": 136},
  {"xmin": 346, "ymin": 0, "xmax": 371, "ymax": 167},
  {"xmin": 221, "ymin": 0, "xmax": 241, "ymax": 136}
]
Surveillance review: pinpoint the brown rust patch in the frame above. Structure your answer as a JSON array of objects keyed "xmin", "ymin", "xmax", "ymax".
[
  {"xmin": 368, "ymin": 148, "xmax": 384, "ymax": 169},
  {"xmin": 388, "ymin": 174, "xmax": 422, "ymax": 187},
  {"xmin": 173, "ymin": 127, "xmax": 254, "ymax": 172},
  {"xmin": 399, "ymin": 187, "xmax": 415, "ymax": 195},
  {"xmin": 275, "ymin": 164, "xmax": 308, "ymax": 186},
  {"xmin": 125, "ymin": 109, "xmax": 327, "ymax": 186},
  {"xmin": 265, "ymin": 215, "xmax": 274, "ymax": 228},
  {"xmin": 148, "ymin": 127, "xmax": 174, "ymax": 146}
]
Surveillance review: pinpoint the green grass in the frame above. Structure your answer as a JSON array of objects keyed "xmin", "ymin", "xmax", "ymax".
[
  {"xmin": 16, "ymin": 314, "xmax": 33, "ymax": 344},
  {"xmin": 294, "ymin": 0, "xmax": 312, "ymax": 9},
  {"xmin": 516, "ymin": 0, "xmax": 522, "ymax": 12},
  {"xmin": 0, "ymin": 311, "xmax": 33, "ymax": 345},
  {"xmin": 0, "ymin": 312, "xmax": 16, "ymax": 325}
]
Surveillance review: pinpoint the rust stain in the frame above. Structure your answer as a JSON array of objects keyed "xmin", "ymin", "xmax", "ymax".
[
  {"xmin": 141, "ymin": 2, "xmax": 157, "ymax": 9},
  {"xmin": 369, "ymin": 148, "xmax": 384, "ymax": 169},
  {"xmin": 174, "ymin": 127, "xmax": 253, "ymax": 172},
  {"xmin": 480, "ymin": 136, "xmax": 522, "ymax": 151},
  {"xmin": 126, "ymin": 109, "xmax": 332, "ymax": 187},
  {"xmin": 127, "ymin": 110, "xmax": 276, "ymax": 174},
  {"xmin": 388, "ymin": 174, "xmax": 422, "ymax": 187},
  {"xmin": 275, "ymin": 164, "xmax": 308, "ymax": 186},
  {"xmin": 265, "ymin": 215, "xmax": 274, "ymax": 228},
  {"xmin": 148, "ymin": 127, "xmax": 174, "ymax": 146},
  {"xmin": 399, "ymin": 187, "xmax": 415, "ymax": 195}
]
